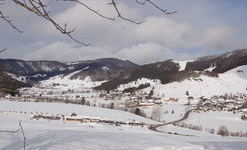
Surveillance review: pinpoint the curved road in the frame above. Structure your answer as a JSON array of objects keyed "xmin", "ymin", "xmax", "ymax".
[{"xmin": 148, "ymin": 109, "xmax": 195, "ymax": 136}]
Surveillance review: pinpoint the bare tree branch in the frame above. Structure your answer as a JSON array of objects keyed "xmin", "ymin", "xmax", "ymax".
[
  {"xmin": 10, "ymin": 0, "xmax": 89, "ymax": 46},
  {"xmin": 0, "ymin": 120, "xmax": 26, "ymax": 150},
  {"xmin": 1, "ymin": 0, "xmax": 175, "ymax": 46},
  {"xmin": 0, "ymin": 0, "xmax": 6, "ymax": 5},
  {"xmin": 19, "ymin": 121, "xmax": 26, "ymax": 150},
  {"xmin": 146, "ymin": 0, "xmax": 176, "ymax": 14},
  {"xmin": 58, "ymin": 0, "xmax": 115, "ymax": 21},
  {"xmin": 109, "ymin": 0, "xmax": 143, "ymax": 24},
  {"xmin": 136, "ymin": 0, "xmax": 176, "ymax": 14},
  {"xmin": 0, "ymin": 48, "xmax": 7, "ymax": 53},
  {"xmin": 0, "ymin": 10, "xmax": 24, "ymax": 33},
  {"xmin": 0, "ymin": 128, "xmax": 20, "ymax": 133}
]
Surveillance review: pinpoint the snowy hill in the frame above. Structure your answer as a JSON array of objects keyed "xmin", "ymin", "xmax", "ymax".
[
  {"xmin": 96, "ymin": 49, "xmax": 247, "ymax": 91},
  {"xmin": 40, "ymin": 69, "xmax": 105, "ymax": 90},
  {"xmin": 1, "ymin": 50, "xmax": 247, "ymax": 150},
  {"xmin": 0, "ymin": 58, "xmax": 137, "ymax": 95},
  {"xmin": 117, "ymin": 65, "xmax": 247, "ymax": 98},
  {"xmin": 1, "ymin": 49, "xmax": 247, "ymax": 96},
  {"xmin": 0, "ymin": 58, "xmax": 137, "ymax": 82}
]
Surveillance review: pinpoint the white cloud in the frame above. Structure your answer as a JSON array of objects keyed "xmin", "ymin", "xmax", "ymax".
[
  {"xmin": 116, "ymin": 42, "xmax": 174, "ymax": 64},
  {"xmin": 135, "ymin": 17, "xmax": 192, "ymax": 47},
  {"xmin": 3, "ymin": 0, "xmax": 246, "ymax": 63},
  {"xmin": 23, "ymin": 42, "xmax": 115, "ymax": 62},
  {"xmin": 23, "ymin": 10, "xmax": 236, "ymax": 64},
  {"xmin": 23, "ymin": 40, "xmax": 208, "ymax": 64},
  {"xmin": 49, "ymin": 5, "xmax": 236, "ymax": 51},
  {"xmin": 197, "ymin": 26, "xmax": 235, "ymax": 50}
]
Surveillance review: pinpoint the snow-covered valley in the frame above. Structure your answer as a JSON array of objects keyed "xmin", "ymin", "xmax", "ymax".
[
  {"xmin": 1, "ymin": 61, "xmax": 247, "ymax": 150},
  {"xmin": 0, "ymin": 100, "xmax": 247, "ymax": 150}
]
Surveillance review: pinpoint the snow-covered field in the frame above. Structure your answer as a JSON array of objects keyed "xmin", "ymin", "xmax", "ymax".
[
  {"xmin": 0, "ymin": 100, "xmax": 247, "ymax": 150},
  {"xmin": 183, "ymin": 111, "xmax": 247, "ymax": 132},
  {"xmin": 0, "ymin": 100, "xmax": 155, "ymax": 124}
]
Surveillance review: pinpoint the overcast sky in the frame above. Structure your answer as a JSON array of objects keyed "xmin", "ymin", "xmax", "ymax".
[{"xmin": 0, "ymin": 0, "xmax": 247, "ymax": 64}]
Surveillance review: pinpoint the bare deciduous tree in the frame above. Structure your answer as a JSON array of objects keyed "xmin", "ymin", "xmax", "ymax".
[
  {"xmin": 151, "ymin": 105, "xmax": 161, "ymax": 121},
  {"xmin": 0, "ymin": 0, "xmax": 176, "ymax": 46},
  {"xmin": 0, "ymin": 120, "xmax": 26, "ymax": 150}
]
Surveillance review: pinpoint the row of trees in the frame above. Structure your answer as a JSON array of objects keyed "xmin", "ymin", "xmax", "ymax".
[{"xmin": 174, "ymin": 122, "xmax": 247, "ymax": 137}]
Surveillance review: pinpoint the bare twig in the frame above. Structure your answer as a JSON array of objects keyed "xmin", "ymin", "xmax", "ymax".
[
  {"xmin": 57, "ymin": 0, "xmax": 115, "ymax": 21},
  {"xmin": 0, "ymin": 128, "xmax": 20, "ymax": 133},
  {"xmin": 0, "ymin": 10, "xmax": 24, "ymax": 33},
  {"xmin": 146, "ymin": 0, "xmax": 176, "ymax": 14},
  {"xmin": 58, "ymin": 0, "xmax": 143, "ymax": 24},
  {"xmin": 135, "ymin": 0, "xmax": 146, "ymax": 5},
  {"xmin": 0, "ymin": 120, "xmax": 26, "ymax": 150},
  {"xmin": 136, "ymin": 0, "xmax": 176, "ymax": 14},
  {"xmin": 11, "ymin": 0, "xmax": 89, "ymax": 46},
  {"xmin": 4, "ymin": 0, "xmax": 175, "ymax": 46},
  {"xmin": 0, "ymin": 0, "xmax": 5, "ymax": 5},
  {"xmin": 109, "ymin": 0, "xmax": 143, "ymax": 24},
  {"xmin": 19, "ymin": 121, "xmax": 26, "ymax": 150},
  {"xmin": 0, "ymin": 48, "xmax": 7, "ymax": 53}
]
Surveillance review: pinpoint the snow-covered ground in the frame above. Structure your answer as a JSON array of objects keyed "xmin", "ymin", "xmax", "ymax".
[
  {"xmin": 6, "ymin": 72, "xmax": 27, "ymax": 83},
  {"xmin": 2, "ymin": 65, "xmax": 247, "ymax": 149},
  {"xmin": 173, "ymin": 60, "xmax": 190, "ymax": 71},
  {"xmin": 183, "ymin": 111, "xmax": 247, "ymax": 132},
  {"xmin": 118, "ymin": 65, "xmax": 247, "ymax": 99},
  {"xmin": 40, "ymin": 69, "xmax": 105, "ymax": 90},
  {"xmin": 0, "ymin": 100, "xmax": 155, "ymax": 124},
  {"xmin": 0, "ymin": 100, "xmax": 247, "ymax": 150},
  {"xmin": 141, "ymin": 102, "xmax": 190, "ymax": 123}
]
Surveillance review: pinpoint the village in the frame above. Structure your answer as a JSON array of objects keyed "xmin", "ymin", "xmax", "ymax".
[{"xmin": 1, "ymin": 81, "xmax": 246, "ymax": 124}]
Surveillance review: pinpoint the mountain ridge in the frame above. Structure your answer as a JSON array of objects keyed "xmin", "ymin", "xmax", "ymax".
[{"xmin": 0, "ymin": 48, "xmax": 247, "ymax": 94}]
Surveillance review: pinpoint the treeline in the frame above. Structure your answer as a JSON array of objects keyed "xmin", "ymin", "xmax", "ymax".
[
  {"xmin": 122, "ymin": 83, "xmax": 151, "ymax": 93},
  {"xmin": 173, "ymin": 122, "xmax": 247, "ymax": 137}
]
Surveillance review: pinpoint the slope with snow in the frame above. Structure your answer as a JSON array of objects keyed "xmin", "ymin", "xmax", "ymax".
[
  {"xmin": 183, "ymin": 111, "xmax": 247, "ymax": 132},
  {"xmin": 118, "ymin": 65, "xmax": 247, "ymax": 99},
  {"xmin": 0, "ymin": 100, "xmax": 247, "ymax": 150},
  {"xmin": 173, "ymin": 60, "xmax": 189, "ymax": 71},
  {"xmin": 6, "ymin": 73, "xmax": 27, "ymax": 83},
  {"xmin": 40, "ymin": 69, "xmax": 106, "ymax": 90},
  {"xmin": 0, "ymin": 100, "xmax": 155, "ymax": 124}
]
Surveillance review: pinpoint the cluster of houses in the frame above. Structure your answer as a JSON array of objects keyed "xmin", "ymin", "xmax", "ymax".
[
  {"xmin": 6, "ymin": 85, "xmax": 247, "ymax": 121},
  {"xmin": 195, "ymin": 94, "xmax": 247, "ymax": 114}
]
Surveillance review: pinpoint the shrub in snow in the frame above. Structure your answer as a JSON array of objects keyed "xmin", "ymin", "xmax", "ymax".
[
  {"xmin": 186, "ymin": 91, "xmax": 189, "ymax": 96},
  {"xmin": 64, "ymin": 99, "xmax": 70, "ymax": 103},
  {"xmin": 132, "ymin": 108, "xmax": 147, "ymax": 117},
  {"xmin": 206, "ymin": 128, "xmax": 215, "ymax": 134},
  {"xmin": 241, "ymin": 115, "xmax": 247, "ymax": 120},
  {"xmin": 110, "ymin": 102, "xmax": 114, "ymax": 109},
  {"xmin": 217, "ymin": 126, "xmax": 229, "ymax": 137},
  {"xmin": 86, "ymin": 101, "xmax": 91, "ymax": 106},
  {"xmin": 80, "ymin": 97, "xmax": 86, "ymax": 105},
  {"xmin": 135, "ymin": 108, "xmax": 141, "ymax": 116},
  {"xmin": 71, "ymin": 113, "xmax": 77, "ymax": 117}
]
